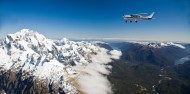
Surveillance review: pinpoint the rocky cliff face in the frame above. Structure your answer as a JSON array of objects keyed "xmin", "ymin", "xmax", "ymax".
[{"xmin": 0, "ymin": 70, "xmax": 63, "ymax": 94}]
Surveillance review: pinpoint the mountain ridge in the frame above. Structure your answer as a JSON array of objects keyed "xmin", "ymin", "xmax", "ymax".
[{"xmin": 0, "ymin": 29, "xmax": 122, "ymax": 94}]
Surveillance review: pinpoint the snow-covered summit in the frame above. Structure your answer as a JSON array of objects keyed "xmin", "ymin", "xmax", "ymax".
[
  {"xmin": 3, "ymin": 29, "xmax": 100, "ymax": 66},
  {"xmin": 0, "ymin": 29, "xmax": 122, "ymax": 94},
  {"xmin": 132, "ymin": 41, "xmax": 185, "ymax": 49},
  {"xmin": 5, "ymin": 29, "xmax": 46, "ymax": 45}
]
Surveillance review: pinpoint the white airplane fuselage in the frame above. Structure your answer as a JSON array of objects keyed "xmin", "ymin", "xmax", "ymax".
[{"xmin": 123, "ymin": 12, "xmax": 154, "ymax": 23}]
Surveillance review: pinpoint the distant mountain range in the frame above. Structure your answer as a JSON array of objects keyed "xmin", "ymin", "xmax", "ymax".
[
  {"xmin": 111, "ymin": 42, "xmax": 189, "ymax": 66},
  {"xmin": 108, "ymin": 42, "xmax": 190, "ymax": 94}
]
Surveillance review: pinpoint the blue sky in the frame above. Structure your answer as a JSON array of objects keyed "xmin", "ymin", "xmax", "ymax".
[{"xmin": 0, "ymin": 0, "xmax": 190, "ymax": 42}]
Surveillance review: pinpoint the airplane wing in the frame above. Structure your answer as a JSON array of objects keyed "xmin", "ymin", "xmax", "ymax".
[{"xmin": 131, "ymin": 13, "xmax": 147, "ymax": 17}]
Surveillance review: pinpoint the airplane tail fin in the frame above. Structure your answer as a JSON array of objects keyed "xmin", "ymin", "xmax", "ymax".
[{"xmin": 147, "ymin": 12, "xmax": 155, "ymax": 19}]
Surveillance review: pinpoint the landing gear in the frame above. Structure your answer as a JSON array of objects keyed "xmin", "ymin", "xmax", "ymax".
[
  {"xmin": 125, "ymin": 21, "xmax": 127, "ymax": 23},
  {"xmin": 130, "ymin": 21, "xmax": 132, "ymax": 23},
  {"xmin": 135, "ymin": 21, "xmax": 138, "ymax": 23}
]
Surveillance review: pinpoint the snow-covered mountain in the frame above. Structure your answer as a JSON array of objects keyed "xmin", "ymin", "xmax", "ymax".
[
  {"xmin": 0, "ymin": 29, "xmax": 122, "ymax": 94},
  {"xmin": 131, "ymin": 41, "xmax": 185, "ymax": 49}
]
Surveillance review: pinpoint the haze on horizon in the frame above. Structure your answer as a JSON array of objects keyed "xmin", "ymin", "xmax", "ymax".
[{"xmin": 0, "ymin": 0, "xmax": 190, "ymax": 43}]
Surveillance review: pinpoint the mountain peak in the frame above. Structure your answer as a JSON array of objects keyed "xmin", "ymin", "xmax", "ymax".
[
  {"xmin": 20, "ymin": 28, "xmax": 30, "ymax": 33},
  {"xmin": 5, "ymin": 29, "xmax": 46, "ymax": 45}
]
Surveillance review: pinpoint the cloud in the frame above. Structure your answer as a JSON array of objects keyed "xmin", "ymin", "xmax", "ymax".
[
  {"xmin": 110, "ymin": 50, "xmax": 122, "ymax": 60},
  {"xmin": 74, "ymin": 48, "xmax": 122, "ymax": 94}
]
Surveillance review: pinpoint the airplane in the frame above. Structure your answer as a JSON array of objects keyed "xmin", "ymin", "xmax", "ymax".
[{"xmin": 123, "ymin": 12, "xmax": 155, "ymax": 23}]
